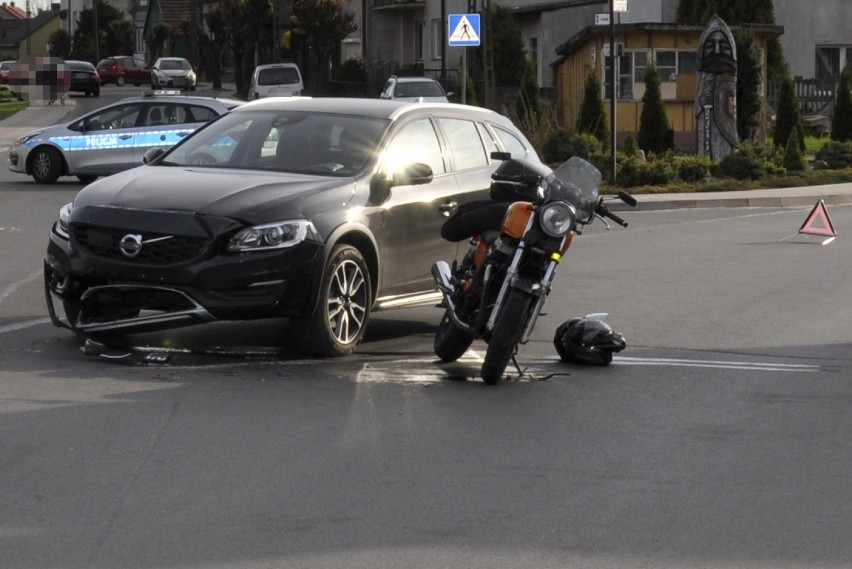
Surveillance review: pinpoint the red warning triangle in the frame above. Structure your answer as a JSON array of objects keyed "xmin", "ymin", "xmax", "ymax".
[{"xmin": 799, "ymin": 199, "xmax": 836, "ymax": 237}]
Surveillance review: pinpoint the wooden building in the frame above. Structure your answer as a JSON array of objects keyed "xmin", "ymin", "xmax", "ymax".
[{"xmin": 552, "ymin": 22, "xmax": 782, "ymax": 151}]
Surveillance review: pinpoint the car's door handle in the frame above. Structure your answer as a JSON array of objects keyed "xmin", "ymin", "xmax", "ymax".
[
  {"xmin": 118, "ymin": 134, "xmax": 132, "ymax": 140},
  {"xmin": 439, "ymin": 201, "xmax": 458, "ymax": 215}
]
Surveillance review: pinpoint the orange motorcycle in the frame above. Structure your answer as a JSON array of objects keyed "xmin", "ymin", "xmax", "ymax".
[{"xmin": 432, "ymin": 155, "xmax": 635, "ymax": 384}]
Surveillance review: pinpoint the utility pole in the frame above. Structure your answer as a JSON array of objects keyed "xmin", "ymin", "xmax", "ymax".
[{"xmin": 609, "ymin": 0, "xmax": 616, "ymax": 183}]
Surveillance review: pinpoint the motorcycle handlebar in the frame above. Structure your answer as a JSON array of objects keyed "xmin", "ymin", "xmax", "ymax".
[{"xmin": 596, "ymin": 203, "xmax": 629, "ymax": 228}]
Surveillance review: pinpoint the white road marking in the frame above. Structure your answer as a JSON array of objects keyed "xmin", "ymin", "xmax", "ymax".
[{"xmin": 613, "ymin": 356, "xmax": 821, "ymax": 373}]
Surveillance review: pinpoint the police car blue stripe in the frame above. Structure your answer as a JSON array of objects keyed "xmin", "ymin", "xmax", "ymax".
[{"xmin": 47, "ymin": 130, "xmax": 191, "ymax": 152}]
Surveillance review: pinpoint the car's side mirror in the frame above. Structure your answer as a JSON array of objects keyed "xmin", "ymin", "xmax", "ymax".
[
  {"xmin": 368, "ymin": 163, "xmax": 433, "ymax": 204},
  {"xmin": 143, "ymin": 147, "xmax": 166, "ymax": 164}
]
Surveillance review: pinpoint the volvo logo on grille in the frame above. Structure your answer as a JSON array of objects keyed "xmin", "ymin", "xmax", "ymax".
[
  {"xmin": 119, "ymin": 234, "xmax": 143, "ymax": 258},
  {"xmin": 118, "ymin": 233, "xmax": 174, "ymax": 258}
]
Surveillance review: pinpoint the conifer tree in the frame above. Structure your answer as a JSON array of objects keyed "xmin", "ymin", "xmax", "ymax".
[
  {"xmin": 774, "ymin": 72, "xmax": 805, "ymax": 151},
  {"xmin": 576, "ymin": 71, "xmax": 608, "ymax": 143},
  {"xmin": 637, "ymin": 65, "xmax": 672, "ymax": 154},
  {"xmin": 783, "ymin": 128, "xmax": 806, "ymax": 171},
  {"xmin": 736, "ymin": 32, "xmax": 762, "ymax": 142},
  {"xmin": 831, "ymin": 67, "xmax": 852, "ymax": 142}
]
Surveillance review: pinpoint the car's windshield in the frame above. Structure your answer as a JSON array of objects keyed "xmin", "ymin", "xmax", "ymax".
[
  {"xmin": 159, "ymin": 59, "xmax": 190, "ymax": 70},
  {"xmin": 160, "ymin": 110, "xmax": 389, "ymax": 177}
]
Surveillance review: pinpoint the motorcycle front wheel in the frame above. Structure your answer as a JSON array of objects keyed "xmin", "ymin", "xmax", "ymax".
[
  {"xmin": 434, "ymin": 311, "xmax": 475, "ymax": 362},
  {"xmin": 480, "ymin": 289, "xmax": 533, "ymax": 385}
]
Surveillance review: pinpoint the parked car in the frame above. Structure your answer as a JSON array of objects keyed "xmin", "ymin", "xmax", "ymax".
[
  {"xmin": 43, "ymin": 97, "xmax": 541, "ymax": 356},
  {"xmin": 0, "ymin": 60, "xmax": 13, "ymax": 84},
  {"xmin": 151, "ymin": 57, "xmax": 197, "ymax": 91},
  {"xmin": 9, "ymin": 93, "xmax": 242, "ymax": 183},
  {"xmin": 65, "ymin": 60, "xmax": 100, "ymax": 97},
  {"xmin": 96, "ymin": 56, "xmax": 149, "ymax": 86},
  {"xmin": 248, "ymin": 62, "xmax": 303, "ymax": 99},
  {"xmin": 380, "ymin": 75, "xmax": 452, "ymax": 102}
]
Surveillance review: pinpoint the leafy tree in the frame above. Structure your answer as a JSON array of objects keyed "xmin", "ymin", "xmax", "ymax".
[
  {"xmin": 146, "ymin": 23, "xmax": 178, "ymax": 61},
  {"xmin": 576, "ymin": 70, "xmax": 608, "ymax": 143},
  {"xmin": 637, "ymin": 65, "xmax": 673, "ymax": 154},
  {"xmin": 292, "ymin": 0, "xmax": 356, "ymax": 91},
  {"xmin": 736, "ymin": 32, "xmax": 762, "ymax": 141},
  {"xmin": 489, "ymin": 5, "xmax": 526, "ymax": 87},
  {"xmin": 831, "ymin": 67, "xmax": 852, "ymax": 142},
  {"xmin": 71, "ymin": 0, "xmax": 131, "ymax": 61},
  {"xmin": 204, "ymin": 6, "xmax": 227, "ymax": 89},
  {"xmin": 48, "ymin": 29, "xmax": 72, "ymax": 59},
  {"xmin": 774, "ymin": 71, "xmax": 804, "ymax": 151},
  {"xmin": 515, "ymin": 59, "xmax": 541, "ymax": 126}
]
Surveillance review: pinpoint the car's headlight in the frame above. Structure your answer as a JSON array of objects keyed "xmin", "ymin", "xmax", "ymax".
[
  {"xmin": 15, "ymin": 130, "xmax": 43, "ymax": 146},
  {"xmin": 227, "ymin": 219, "xmax": 319, "ymax": 252},
  {"xmin": 55, "ymin": 202, "xmax": 73, "ymax": 239},
  {"xmin": 540, "ymin": 201, "xmax": 576, "ymax": 238}
]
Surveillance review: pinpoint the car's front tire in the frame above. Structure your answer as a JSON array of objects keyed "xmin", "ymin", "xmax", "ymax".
[
  {"xmin": 31, "ymin": 147, "xmax": 63, "ymax": 184},
  {"xmin": 116, "ymin": 75, "xmax": 125, "ymax": 86},
  {"xmin": 77, "ymin": 175, "xmax": 98, "ymax": 184},
  {"xmin": 294, "ymin": 245, "xmax": 371, "ymax": 357}
]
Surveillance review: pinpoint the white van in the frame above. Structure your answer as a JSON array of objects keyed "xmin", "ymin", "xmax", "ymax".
[{"xmin": 249, "ymin": 63, "xmax": 304, "ymax": 99}]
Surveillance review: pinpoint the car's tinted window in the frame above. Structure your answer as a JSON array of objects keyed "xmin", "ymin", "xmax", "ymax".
[
  {"xmin": 438, "ymin": 118, "xmax": 488, "ymax": 171},
  {"xmin": 395, "ymin": 80, "xmax": 445, "ymax": 98},
  {"xmin": 491, "ymin": 125, "xmax": 529, "ymax": 159},
  {"xmin": 384, "ymin": 118, "xmax": 445, "ymax": 176},
  {"xmin": 258, "ymin": 67, "xmax": 300, "ymax": 85},
  {"xmin": 188, "ymin": 105, "xmax": 217, "ymax": 122},
  {"xmin": 75, "ymin": 104, "xmax": 142, "ymax": 132}
]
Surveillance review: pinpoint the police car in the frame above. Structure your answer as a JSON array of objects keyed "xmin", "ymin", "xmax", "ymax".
[{"xmin": 9, "ymin": 91, "xmax": 243, "ymax": 184}]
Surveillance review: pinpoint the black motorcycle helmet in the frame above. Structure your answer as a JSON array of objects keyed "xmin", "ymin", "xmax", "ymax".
[
  {"xmin": 554, "ymin": 316, "xmax": 626, "ymax": 366},
  {"xmin": 489, "ymin": 157, "xmax": 553, "ymax": 202}
]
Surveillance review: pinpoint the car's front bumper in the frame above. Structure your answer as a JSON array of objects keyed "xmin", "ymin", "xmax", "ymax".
[{"xmin": 44, "ymin": 217, "xmax": 325, "ymax": 335}]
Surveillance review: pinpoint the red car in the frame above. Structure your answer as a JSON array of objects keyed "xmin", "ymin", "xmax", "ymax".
[
  {"xmin": 0, "ymin": 60, "xmax": 13, "ymax": 84},
  {"xmin": 95, "ymin": 56, "xmax": 150, "ymax": 86}
]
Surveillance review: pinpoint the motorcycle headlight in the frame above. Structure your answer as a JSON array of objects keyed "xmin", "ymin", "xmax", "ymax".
[
  {"xmin": 540, "ymin": 201, "xmax": 576, "ymax": 238},
  {"xmin": 55, "ymin": 202, "xmax": 73, "ymax": 239},
  {"xmin": 227, "ymin": 219, "xmax": 319, "ymax": 252}
]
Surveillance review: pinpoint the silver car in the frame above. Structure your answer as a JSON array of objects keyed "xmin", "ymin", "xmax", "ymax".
[
  {"xmin": 151, "ymin": 57, "xmax": 197, "ymax": 91},
  {"xmin": 9, "ymin": 93, "xmax": 242, "ymax": 184}
]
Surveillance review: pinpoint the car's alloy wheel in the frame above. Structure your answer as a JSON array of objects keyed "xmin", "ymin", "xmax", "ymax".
[
  {"xmin": 116, "ymin": 75, "xmax": 125, "ymax": 86},
  {"xmin": 295, "ymin": 245, "xmax": 371, "ymax": 357},
  {"xmin": 31, "ymin": 147, "xmax": 63, "ymax": 184}
]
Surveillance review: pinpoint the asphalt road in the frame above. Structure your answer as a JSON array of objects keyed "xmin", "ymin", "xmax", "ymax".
[{"xmin": 3, "ymin": 90, "xmax": 852, "ymax": 568}]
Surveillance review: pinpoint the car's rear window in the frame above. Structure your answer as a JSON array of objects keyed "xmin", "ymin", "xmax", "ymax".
[
  {"xmin": 258, "ymin": 67, "xmax": 301, "ymax": 86},
  {"xmin": 396, "ymin": 81, "xmax": 445, "ymax": 98}
]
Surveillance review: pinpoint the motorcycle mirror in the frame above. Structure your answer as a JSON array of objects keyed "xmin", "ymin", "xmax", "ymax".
[
  {"xmin": 490, "ymin": 151, "xmax": 511, "ymax": 161},
  {"xmin": 618, "ymin": 190, "xmax": 638, "ymax": 207}
]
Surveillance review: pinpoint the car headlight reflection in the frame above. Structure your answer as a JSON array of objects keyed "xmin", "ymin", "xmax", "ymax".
[
  {"xmin": 227, "ymin": 220, "xmax": 319, "ymax": 252},
  {"xmin": 540, "ymin": 201, "xmax": 576, "ymax": 238},
  {"xmin": 55, "ymin": 202, "xmax": 73, "ymax": 239},
  {"xmin": 15, "ymin": 130, "xmax": 43, "ymax": 146}
]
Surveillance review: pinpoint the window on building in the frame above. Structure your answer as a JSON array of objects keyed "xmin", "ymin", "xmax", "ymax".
[
  {"xmin": 814, "ymin": 46, "xmax": 852, "ymax": 79},
  {"xmin": 431, "ymin": 19, "xmax": 443, "ymax": 60},
  {"xmin": 605, "ymin": 49, "xmax": 697, "ymax": 101},
  {"xmin": 416, "ymin": 21, "xmax": 424, "ymax": 61}
]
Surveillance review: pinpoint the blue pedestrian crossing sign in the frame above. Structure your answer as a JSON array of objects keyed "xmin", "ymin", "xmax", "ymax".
[{"xmin": 448, "ymin": 14, "xmax": 481, "ymax": 46}]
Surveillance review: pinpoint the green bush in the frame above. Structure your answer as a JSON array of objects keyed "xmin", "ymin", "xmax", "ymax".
[
  {"xmin": 616, "ymin": 156, "xmax": 676, "ymax": 187},
  {"xmin": 714, "ymin": 150, "xmax": 766, "ymax": 180},
  {"xmin": 672, "ymin": 154, "xmax": 713, "ymax": 183},
  {"xmin": 542, "ymin": 130, "xmax": 600, "ymax": 163},
  {"xmin": 815, "ymin": 140, "xmax": 852, "ymax": 169}
]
